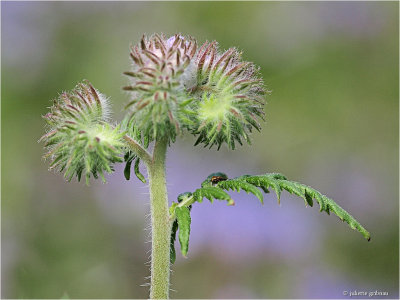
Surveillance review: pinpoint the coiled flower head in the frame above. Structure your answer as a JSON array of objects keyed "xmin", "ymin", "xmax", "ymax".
[
  {"xmin": 123, "ymin": 33, "xmax": 197, "ymax": 143},
  {"xmin": 40, "ymin": 81, "xmax": 125, "ymax": 184},
  {"xmin": 186, "ymin": 41, "xmax": 266, "ymax": 149}
]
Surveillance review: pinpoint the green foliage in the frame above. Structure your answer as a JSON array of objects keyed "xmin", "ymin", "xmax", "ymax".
[
  {"xmin": 123, "ymin": 151, "xmax": 146, "ymax": 183},
  {"xmin": 175, "ymin": 206, "xmax": 191, "ymax": 257},
  {"xmin": 134, "ymin": 158, "xmax": 146, "ymax": 183},
  {"xmin": 239, "ymin": 173, "xmax": 288, "ymax": 204},
  {"xmin": 217, "ymin": 178, "xmax": 264, "ymax": 204},
  {"xmin": 170, "ymin": 219, "xmax": 178, "ymax": 264},
  {"xmin": 123, "ymin": 151, "xmax": 135, "ymax": 180},
  {"xmin": 221, "ymin": 173, "xmax": 370, "ymax": 240},
  {"xmin": 193, "ymin": 187, "xmax": 235, "ymax": 205},
  {"xmin": 170, "ymin": 172, "xmax": 370, "ymax": 261},
  {"xmin": 121, "ymin": 118, "xmax": 149, "ymax": 183}
]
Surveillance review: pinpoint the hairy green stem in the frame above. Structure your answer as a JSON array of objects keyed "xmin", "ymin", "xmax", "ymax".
[
  {"xmin": 148, "ymin": 138, "xmax": 171, "ymax": 299},
  {"xmin": 123, "ymin": 135, "xmax": 152, "ymax": 165}
]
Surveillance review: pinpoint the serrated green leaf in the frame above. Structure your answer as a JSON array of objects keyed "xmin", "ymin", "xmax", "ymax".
[
  {"xmin": 174, "ymin": 171, "xmax": 370, "ymax": 259},
  {"xmin": 242, "ymin": 174, "xmax": 283, "ymax": 203},
  {"xmin": 240, "ymin": 174, "xmax": 370, "ymax": 241},
  {"xmin": 170, "ymin": 219, "xmax": 178, "ymax": 264},
  {"xmin": 175, "ymin": 206, "xmax": 191, "ymax": 257},
  {"xmin": 279, "ymin": 182, "xmax": 370, "ymax": 241},
  {"xmin": 193, "ymin": 186, "xmax": 234, "ymax": 205},
  {"xmin": 217, "ymin": 179, "xmax": 264, "ymax": 204},
  {"xmin": 187, "ymin": 172, "xmax": 370, "ymax": 241},
  {"xmin": 276, "ymin": 180, "xmax": 310, "ymax": 207}
]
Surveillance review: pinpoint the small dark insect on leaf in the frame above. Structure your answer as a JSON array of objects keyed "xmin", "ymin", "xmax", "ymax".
[
  {"xmin": 201, "ymin": 172, "xmax": 228, "ymax": 187},
  {"xmin": 211, "ymin": 176, "xmax": 227, "ymax": 185}
]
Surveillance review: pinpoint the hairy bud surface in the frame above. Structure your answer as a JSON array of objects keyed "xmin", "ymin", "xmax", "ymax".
[{"xmin": 40, "ymin": 81, "xmax": 124, "ymax": 184}]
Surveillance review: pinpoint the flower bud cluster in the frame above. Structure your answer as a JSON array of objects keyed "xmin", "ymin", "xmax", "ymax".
[
  {"xmin": 123, "ymin": 34, "xmax": 197, "ymax": 142},
  {"xmin": 124, "ymin": 34, "xmax": 266, "ymax": 149},
  {"xmin": 40, "ymin": 81, "xmax": 125, "ymax": 184},
  {"xmin": 187, "ymin": 41, "xmax": 266, "ymax": 149}
]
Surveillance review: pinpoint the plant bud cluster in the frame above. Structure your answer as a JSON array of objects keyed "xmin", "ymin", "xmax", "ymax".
[
  {"xmin": 187, "ymin": 41, "xmax": 266, "ymax": 149},
  {"xmin": 123, "ymin": 34, "xmax": 198, "ymax": 143},
  {"xmin": 40, "ymin": 81, "xmax": 125, "ymax": 184},
  {"xmin": 41, "ymin": 34, "xmax": 267, "ymax": 183},
  {"xmin": 124, "ymin": 34, "xmax": 266, "ymax": 149}
]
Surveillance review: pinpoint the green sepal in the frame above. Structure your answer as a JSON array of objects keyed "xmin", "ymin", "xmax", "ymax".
[
  {"xmin": 134, "ymin": 158, "xmax": 146, "ymax": 183},
  {"xmin": 123, "ymin": 151, "xmax": 136, "ymax": 180},
  {"xmin": 123, "ymin": 158, "xmax": 133, "ymax": 180},
  {"xmin": 123, "ymin": 151, "xmax": 146, "ymax": 183},
  {"xmin": 175, "ymin": 206, "xmax": 191, "ymax": 257}
]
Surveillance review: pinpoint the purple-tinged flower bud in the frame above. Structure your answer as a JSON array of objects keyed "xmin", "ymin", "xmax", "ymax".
[
  {"xmin": 123, "ymin": 33, "xmax": 197, "ymax": 142},
  {"xmin": 40, "ymin": 81, "xmax": 125, "ymax": 184},
  {"xmin": 187, "ymin": 41, "xmax": 267, "ymax": 150}
]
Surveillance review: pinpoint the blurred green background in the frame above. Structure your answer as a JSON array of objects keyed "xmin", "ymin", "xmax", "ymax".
[{"xmin": 2, "ymin": 1, "xmax": 398, "ymax": 299}]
